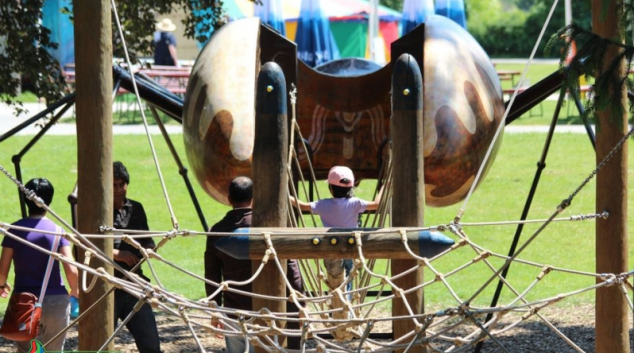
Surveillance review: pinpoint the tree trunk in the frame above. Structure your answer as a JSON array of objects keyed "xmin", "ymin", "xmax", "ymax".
[
  {"xmin": 75, "ymin": 1, "xmax": 114, "ymax": 351},
  {"xmin": 592, "ymin": 1, "xmax": 630, "ymax": 352}
]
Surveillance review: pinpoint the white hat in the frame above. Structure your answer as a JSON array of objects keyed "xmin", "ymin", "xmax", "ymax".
[{"xmin": 156, "ymin": 18, "xmax": 176, "ymax": 32}]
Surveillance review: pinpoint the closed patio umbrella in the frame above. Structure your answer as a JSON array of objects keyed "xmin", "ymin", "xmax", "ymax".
[
  {"xmin": 254, "ymin": 0, "xmax": 286, "ymax": 36},
  {"xmin": 434, "ymin": 0, "xmax": 466, "ymax": 29},
  {"xmin": 295, "ymin": 0, "xmax": 340, "ymax": 67},
  {"xmin": 401, "ymin": 0, "xmax": 435, "ymax": 35}
]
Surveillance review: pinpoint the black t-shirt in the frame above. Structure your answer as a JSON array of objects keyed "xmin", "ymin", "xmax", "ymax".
[{"xmin": 113, "ymin": 198, "xmax": 155, "ymax": 281}]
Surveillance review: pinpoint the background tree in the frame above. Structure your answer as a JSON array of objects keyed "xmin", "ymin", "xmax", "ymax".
[
  {"xmin": 470, "ymin": 0, "xmax": 592, "ymax": 58},
  {"xmin": 380, "ymin": 0, "xmax": 404, "ymax": 11}
]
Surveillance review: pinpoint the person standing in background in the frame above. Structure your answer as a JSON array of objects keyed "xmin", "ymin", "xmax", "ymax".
[
  {"xmin": 154, "ymin": 18, "xmax": 179, "ymax": 67},
  {"xmin": 205, "ymin": 176, "xmax": 304, "ymax": 353},
  {"xmin": 112, "ymin": 161, "xmax": 162, "ymax": 353}
]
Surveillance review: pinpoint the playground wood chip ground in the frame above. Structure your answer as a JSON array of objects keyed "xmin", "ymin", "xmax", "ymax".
[{"xmin": 0, "ymin": 303, "xmax": 620, "ymax": 352}]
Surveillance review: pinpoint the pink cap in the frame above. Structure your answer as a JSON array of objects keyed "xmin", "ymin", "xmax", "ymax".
[{"xmin": 327, "ymin": 166, "xmax": 354, "ymax": 187}]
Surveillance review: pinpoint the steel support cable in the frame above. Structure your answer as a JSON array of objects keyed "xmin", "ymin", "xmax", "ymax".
[
  {"xmin": 478, "ymin": 87, "xmax": 567, "ymax": 348},
  {"xmin": 148, "ymin": 106, "xmax": 208, "ymax": 231},
  {"xmin": 110, "ymin": 0, "xmax": 179, "ymax": 230},
  {"xmin": 567, "ymin": 87, "xmax": 596, "ymax": 150},
  {"xmin": 459, "ymin": 0, "xmax": 561, "ymax": 222}
]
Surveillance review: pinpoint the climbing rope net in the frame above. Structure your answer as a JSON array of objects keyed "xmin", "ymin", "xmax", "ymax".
[
  {"xmin": 0, "ymin": 137, "xmax": 631, "ymax": 353},
  {"xmin": 1, "ymin": 0, "xmax": 634, "ymax": 352},
  {"xmin": 1, "ymin": 157, "xmax": 631, "ymax": 353}
]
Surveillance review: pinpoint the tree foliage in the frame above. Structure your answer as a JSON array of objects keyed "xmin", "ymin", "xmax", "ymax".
[
  {"xmin": 547, "ymin": 21, "xmax": 633, "ymax": 128},
  {"xmin": 0, "ymin": 2, "xmax": 63, "ymax": 115},
  {"xmin": 379, "ymin": 0, "xmax": 403, "ymax": 12},
  {"xmin": 470, "ymin": 0, "xmax": 592, "ymax": 58}
]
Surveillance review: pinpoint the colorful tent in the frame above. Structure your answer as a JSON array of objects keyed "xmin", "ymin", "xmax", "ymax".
[
  {"xmin": 223, "ymin": 0, "xmax": 401, "ymax": 23},
  {"xmin": 222, "ymin": 0, "xmax": 402, "ymax": 63}
]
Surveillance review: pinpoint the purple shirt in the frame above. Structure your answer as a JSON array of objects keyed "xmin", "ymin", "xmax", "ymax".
[
  {"xmin": 2, "ymin": 217, "xmax": 70, "ymax": 295},
  {"xmin": 310, "ymin": 197, "xmax": 368, "ymax": 228}
]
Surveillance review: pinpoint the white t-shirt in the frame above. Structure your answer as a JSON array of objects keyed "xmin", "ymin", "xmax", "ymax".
[{"xmin": 310, "ymin": 197, "xmax": 368, "ymax": 228}]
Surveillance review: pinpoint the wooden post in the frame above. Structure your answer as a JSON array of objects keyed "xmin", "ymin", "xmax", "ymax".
[
  {"xmin": 592, "ymin": 1, "xmax": 630, "ymax": 352},
  {"xmin": 251, "ymin": 62, "xmax": 289, "ymax": 351},
  {"xmin": 74, "ymin": 2, "xmax": 114, "ymax": 351},
  {"xmin": 391, "ymin": 53, "xmax": 425, "ymax": 353}
]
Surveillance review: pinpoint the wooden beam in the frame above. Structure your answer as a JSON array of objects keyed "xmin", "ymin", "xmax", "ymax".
[
  {"xmin": 251, "ymin": 62, "xmax": 289, "ymax": 351},
  {"xmin": 592, "ymin": 1, "xmax": 630, "ymax": 352},
  {"xmin": 391, "ymin": 53, "xmax": 425, "ymax": 353},
  {"xmin": 214, "ymin": 228, "xmax": 454, "ymax": 260},
  {"xmin": 74, "ymin": 1, "xmax": 114, "ymax": 351}
]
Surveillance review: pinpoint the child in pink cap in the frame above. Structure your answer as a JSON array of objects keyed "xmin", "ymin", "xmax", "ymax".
[
  {"xmin": 290, "ymin": 166, "xmax": 382, "ymax": 294},
  {"xmin": 291, "ymin": 166, "xmax": 382, "ymax": 227}
]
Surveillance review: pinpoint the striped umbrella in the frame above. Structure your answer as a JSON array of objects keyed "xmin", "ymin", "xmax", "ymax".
[{"xmin": 401, "ymin": 0, "xmax": 435, "ymax": 36}]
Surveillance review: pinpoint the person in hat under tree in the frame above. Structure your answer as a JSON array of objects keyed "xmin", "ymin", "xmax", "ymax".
[{"xmin": 154, "ymin": 18, "xmax": 179, "ymax": 66}]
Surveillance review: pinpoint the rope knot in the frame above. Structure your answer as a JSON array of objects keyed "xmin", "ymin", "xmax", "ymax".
[
  {"xmin": 536, "ymin": 265, "xmax": 553, "ymax": 280},
  {"xmin": 166, "ymin": 229, "xmax": 178, "ymax": 239},
  {"xmin": 473, "ymin": 251, "xmax": 491, "ymax": 262},
  {"xmin": 399, "ymin": 229, "xmax": 408, "ymax": 243},
  {"xmin": 149, "ymin": 297, "xmax": 160, "ymax": 309}
]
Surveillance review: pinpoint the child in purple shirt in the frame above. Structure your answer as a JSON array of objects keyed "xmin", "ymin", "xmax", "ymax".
[{"xmin": 291, "ymin": 166, "xmax": 382, "ymax": 294}]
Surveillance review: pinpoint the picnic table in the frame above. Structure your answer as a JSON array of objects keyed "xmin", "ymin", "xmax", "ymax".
[
  {"xmin": 138, "ymin": 69, "xmax": 190, "ymax": 96},
  {"xmin": 496, "ymin": 69, "xmax": 521, "ymax": 86}
]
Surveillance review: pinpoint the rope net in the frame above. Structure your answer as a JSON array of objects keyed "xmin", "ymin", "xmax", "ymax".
[
  {"xmin": 0, "ymin": 177, "xmax": 630, "ymax": 353},
  {"xmin": 0, "ymin": 107, "xmax": 632, "ymax": 352}
]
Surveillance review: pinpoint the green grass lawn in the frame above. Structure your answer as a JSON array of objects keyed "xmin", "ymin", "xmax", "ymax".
[{"xmin": 1, "ymin": 132, "xmax": 632, "ymax": 309}]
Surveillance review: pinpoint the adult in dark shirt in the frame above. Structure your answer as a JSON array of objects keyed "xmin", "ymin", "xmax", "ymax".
[
  {"xmin": 113, "ymin": 161, "xmax": 161, "ymax": 353},
  {"xmin": 205, "ymin": 176, "xmax": 303, "ymax": 353},
  {"xmin": 153, "ymin": 18, "xmax": 178, "ymax": 66}
]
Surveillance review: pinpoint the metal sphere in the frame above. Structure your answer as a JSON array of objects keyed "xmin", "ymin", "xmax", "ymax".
[{"xmin": 182, "ymin": 16, "xmax": 504, "ymax": 207}]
